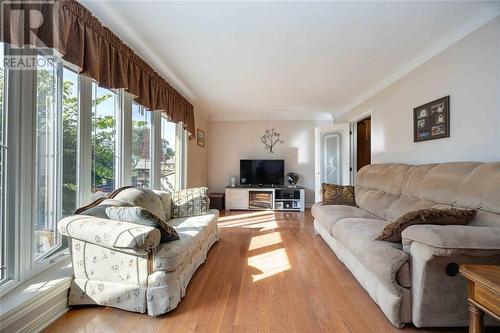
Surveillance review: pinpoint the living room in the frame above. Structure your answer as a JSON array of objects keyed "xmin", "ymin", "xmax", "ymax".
[{"xmin": 0, "ymin": 1, "xmax": 499, "ymax": 332}]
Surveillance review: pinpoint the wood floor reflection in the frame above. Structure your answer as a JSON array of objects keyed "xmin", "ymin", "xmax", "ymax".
[{"xmin": 44, "ymin": 210, "xmax": 473, "ymax": 333}]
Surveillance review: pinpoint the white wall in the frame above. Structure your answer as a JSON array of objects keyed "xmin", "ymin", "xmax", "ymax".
[
  {"xmin": 337, "ymin": 16, "xmax": 500, "ymax": 164},
  {"xmin": 187, "ymin": 111, "xmax": 209, "ymax": 187},
  {"xmin": 208, "ymin": 120, "xmax": 330, "ymax": 206}
]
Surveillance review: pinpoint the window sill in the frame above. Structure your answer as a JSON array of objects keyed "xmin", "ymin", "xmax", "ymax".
[{"xmin": 0, "ymin": 256, "xmax": 73, "ymax": 319}]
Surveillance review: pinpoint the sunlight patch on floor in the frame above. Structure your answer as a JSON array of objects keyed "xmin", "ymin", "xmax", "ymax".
[
  {"xmin": 218, "ymin": 211, "xmax": 274, "ymax": 222},
  {"xmin": 244, "ymin": 220, "xmax": 279, "ymax": 231},
  {"xmin": 247, "ymin": 248, "xmax": 291, "ymax": 282},
  {"xmin": 248, "ymin": 232, "xmax": 283, "ymax": 251},
  {"xmin": 218, "ymin": 216, "xmax": 276, "ymax": 228}
]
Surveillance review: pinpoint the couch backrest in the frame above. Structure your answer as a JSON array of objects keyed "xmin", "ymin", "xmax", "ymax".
[
  {"xmin": 153, "ymin": 190, "xmax": 172, "ymax": 220},
  {"xmin": 355, "ymin": 162, "xmax": 500, "ymax": 226}
]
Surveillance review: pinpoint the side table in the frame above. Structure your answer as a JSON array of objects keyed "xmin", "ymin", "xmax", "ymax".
[{"xmin": 459, "ymin": 265, "xmax": 500, "ymax": 333}]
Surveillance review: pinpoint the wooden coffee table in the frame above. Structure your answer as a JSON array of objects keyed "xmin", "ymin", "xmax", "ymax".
[{"xmin": 459, "ymin": 265, "xmax": 500, "ymax": 333}]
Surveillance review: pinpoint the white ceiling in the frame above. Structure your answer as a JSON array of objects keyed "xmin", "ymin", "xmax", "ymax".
[{"xmin": 80, "ymin": 1, "xmax": 500, "ymax": 121}]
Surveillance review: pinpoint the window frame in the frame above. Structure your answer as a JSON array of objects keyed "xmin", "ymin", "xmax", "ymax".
[
  {"xmin": 90, "ymin": 82, "xmax": 122, "ymax": 196},
  {"xmin": 159, "ymin": 115, "xmax": 186, "ymax": 192},
  {"xmin": 0, "ymin": 43, "xmax": 15, "ymax": 289},
  {"xmin": 130, "ymin": 101, "xmax": 153, "ymax": 189},
  {"xmin": 0, "ymin": 47, "xmax": 188, "ymax": 296}
]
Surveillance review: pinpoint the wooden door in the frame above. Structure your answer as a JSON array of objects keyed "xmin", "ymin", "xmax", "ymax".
[{"xmin": 356, "ymin": 117, "xmax": 371, "ymax": 171}]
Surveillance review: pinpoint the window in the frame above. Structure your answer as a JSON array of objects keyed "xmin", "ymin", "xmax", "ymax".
[
  {"xmin": 33, "ymin": 60, "xmax": 79, "ymax": 261},
  {"xmin": 0, "ymin": 43, "xmax": 7, "ymax": 282},
  {"xmin": 0, "ymin": 49, "xmax": 188, "ymax": 291},
  {"xmin": 91, "ymin": 83, "xmax": 119, "ymax": 198},
  {"xmin": 131, "ymin": 102, "xmax": 151, "ymax": 188},
  {"xmin": 160, "ymin": 115, "xmax": 184, "ymax": 191},
  {"xmin": 34, "ymin": 55, "xmax": 59, "ymax": 261},
  {"xmin": 61, "ymin": 69, "xmax": 79, "ymax": 217}
]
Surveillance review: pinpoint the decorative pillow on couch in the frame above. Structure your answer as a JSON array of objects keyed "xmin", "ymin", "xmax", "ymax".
[
  {"xmin": 112, "ymin": 187, "xmax": 167, "ymax": 223},
  {"xmin": 106, "ymin": 206, "xmax": 179, "ymax": 243},
  {"xmin": 171, "ymin": 187, "xmax": 210, "ymax": 218},
  {"xmin": 76, "ymin": 199, "xmax": 132, "ymax": 219},
  {"xmin": 376, "ymin": 208, "xmax": 477, "ymax": 243},
  {"xmin": 321, "ymin": 183, "xmax": 356, "ymax": 206}
]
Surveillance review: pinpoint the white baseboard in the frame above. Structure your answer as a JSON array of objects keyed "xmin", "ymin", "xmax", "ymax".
[
  {"xmin": 19, "ymin": 297, "xmax": 70, "ymax": 333},
  {"xmin": 1, "ymin": 272, "xmax": 72, "ymax": 333}
]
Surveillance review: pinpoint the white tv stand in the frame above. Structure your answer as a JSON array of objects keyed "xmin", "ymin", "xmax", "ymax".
[{"xmin": 225, "ymin": 186, "xmax": 305, "ymax": 212}]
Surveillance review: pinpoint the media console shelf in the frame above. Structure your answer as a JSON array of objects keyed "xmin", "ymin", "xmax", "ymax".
[{"xmin": 225, "ymin": 186, "xmax": 305, "ymax": 212}]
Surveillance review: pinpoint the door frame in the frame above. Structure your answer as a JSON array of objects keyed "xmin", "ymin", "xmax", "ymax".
[
  {"xmin": 314, "ymin": 123, "xmax": 350, "ymax": 202},
  {"xmin": 349, "ymin": 110, "xmax": 372, "ymax": 185}
]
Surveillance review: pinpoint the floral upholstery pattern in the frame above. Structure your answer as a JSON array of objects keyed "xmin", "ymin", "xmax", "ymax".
[
  {"xmin": 69, "ymin": 279, "xmax": 148, "ymax": 313},
  {"xmin": 106, "ymin": 206, "xmax": 179, "ymax": 243},
  {"xmin": 113, "ymin": 187, "xmax": 167, "ymax": 222},
  {"xmin": 154, "ymin": 190, "xmax": 172, "ymax": 221},
  {"xmin": 153, "ymin": 212, "xmax": 219, "ymax": 271},
  {"xmin": 71, "ymin": 239, "xmax": 149, "ymax": 285},
  {"xmin": 171, "ymin": 187, "xmax": 210, "ymax": 218},
  {"xmin": 78, "ymin": 198, "xmax": 132, "ymax": 219},
  {"xmin": 146, "ymin": 226, "xmax": 219, "ymax": 315},
  {"xmin": 60, "ymin": 187, "xmax": 219, "ymax": 316},
  {"xmin": 58, "ymin": 215, "xmax": 161, "ymax": 253}
]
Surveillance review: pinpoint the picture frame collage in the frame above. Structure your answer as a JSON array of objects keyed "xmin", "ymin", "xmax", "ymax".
[{"xmin": 413, "ymin": 96, "xmax": 450, "ymax": 142}]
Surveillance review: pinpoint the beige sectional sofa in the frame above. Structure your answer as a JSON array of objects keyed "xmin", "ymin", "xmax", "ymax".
[{"xmin": 312, "ymin": 162, "xmax": 500, "ymax": 328}]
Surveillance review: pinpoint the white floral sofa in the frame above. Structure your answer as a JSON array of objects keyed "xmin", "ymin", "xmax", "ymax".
[{"xmin": 57, "ymin": 187, "xmax": 219, "ymax": 316}]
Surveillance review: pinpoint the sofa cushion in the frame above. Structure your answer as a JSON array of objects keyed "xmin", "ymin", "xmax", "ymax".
[
  {"xmin": 376, "ymin": 208, "xmax": 477, "ymax": 243},
  {"xmin": 417, "ymin": 163, "xmax": 480, "ymax": 206},
  {"xmin": 321, "ymin": 183, "xmax": 356, "ymax": 206},
  {"xmin": 386, "ymin": 197, "xmax": 436, "ymax": 222},
  {"xmin": 106, "ymin": 206, "xmax": 179, "ymax": 243},
  {"xmin": 311, "ymin": 202, "xmax": 322, "ymax": 219},
  {"xmin": 153, "ymin": 190, "xmax": 172, "ymax": 221},
  {"xmin": 402, "ymin": 225, "xmax": 500, "ymax": 253},
  {"xmin": 113, "ymin": 187, "xmax": 167, "ymax": 223},
  {"xmin": 153, "ymin": 210, "xmax": 218, "ymax": 271},
  {"xmin": 313, "ymin": 204, "xmax": 376, "ymax": 234},
  {"xmin": 332, "ymin": 218, "xmax": 409, "ymax": 294},
  {"xmin": 58, "ymin": 215, "xmax": 161, "ymax": 253},
  {"xmin": 355, "ymin": 164, "xmax": 412, "ymax": 219}
]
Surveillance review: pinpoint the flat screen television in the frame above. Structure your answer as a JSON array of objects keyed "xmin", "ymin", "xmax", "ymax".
[{"xmin": 240, "ymin": 159, "xmax": 284, "ymax": 186}]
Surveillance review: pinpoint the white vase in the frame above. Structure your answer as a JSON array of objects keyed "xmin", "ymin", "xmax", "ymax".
[{"xmin": 230, "ymin": 176, "xmax": 237, "ymax": 187}]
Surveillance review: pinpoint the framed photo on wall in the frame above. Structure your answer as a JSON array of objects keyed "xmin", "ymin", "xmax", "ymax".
[
  {"xmin": 197, "ymin": 128, "xmax": 205, "ymax": 147},
  {"xmin": 413, "ymin": 96, "xmax": 450, "ymax": 142}
]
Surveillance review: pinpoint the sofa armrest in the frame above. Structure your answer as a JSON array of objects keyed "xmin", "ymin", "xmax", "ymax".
[
  {"xmin": 58, "ymin": 214, "xmax": 161, "ymax": 253},
  {"xmin": 402, "ymin": 225, "xmax": 500, "ymax": 256}
]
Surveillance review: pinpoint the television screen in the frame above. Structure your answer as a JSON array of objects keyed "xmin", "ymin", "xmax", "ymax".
[{"xmin": 240, "ymin": 160, "xmax": 284, "ymax": 186}]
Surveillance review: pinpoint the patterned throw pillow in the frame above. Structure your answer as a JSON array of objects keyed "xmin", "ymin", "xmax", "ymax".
[
  {"xmin": 105, "ymin": 206, "xmax": 179, "ymax": 243},
  {"xmin": 376, "ymin": 208, "xmax": 477, "ymax": 243},
  {"xmin": 77, "ymin": 199, "xmax": 132, "ymax": 219},
  {"xmin": 113, "ymin": 187, "xmax": 167, "ymax": 223},
  {"xmin": 171, "ymin": 187, "xmax": 210, "ymax": 218},
  {"xmin": 321, "ymin": 183, "xmax": 356, "ymax": 206}
]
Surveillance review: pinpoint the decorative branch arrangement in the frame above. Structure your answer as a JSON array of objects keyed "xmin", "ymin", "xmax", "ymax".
[{"xmin": 260, "ymin": 128, "xmax": 284, "ymax": 153}]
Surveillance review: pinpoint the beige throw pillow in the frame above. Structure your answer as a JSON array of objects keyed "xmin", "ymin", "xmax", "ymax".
[{"xmin": 376, "ymin": 208, "xmax": 477, "ymax": 243}]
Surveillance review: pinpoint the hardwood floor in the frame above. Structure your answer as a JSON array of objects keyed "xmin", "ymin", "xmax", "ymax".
[{"xmin": 44, "ymin": 210, "xmax": 472, "ymax": 333}]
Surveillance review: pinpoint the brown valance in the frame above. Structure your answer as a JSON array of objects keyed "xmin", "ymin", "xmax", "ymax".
[{"xmin": 1, "ymin": 0, "xmax": 195, "ymax": 136}]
